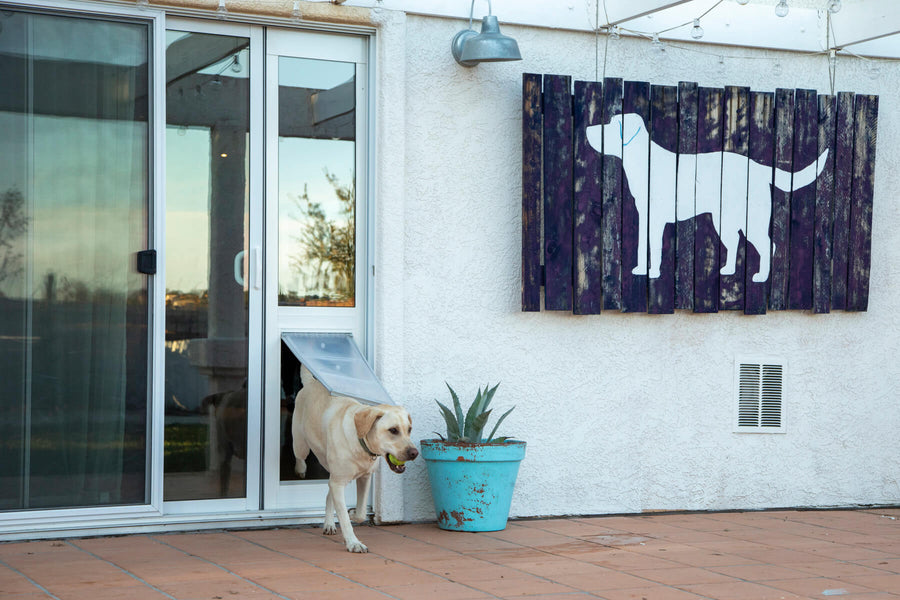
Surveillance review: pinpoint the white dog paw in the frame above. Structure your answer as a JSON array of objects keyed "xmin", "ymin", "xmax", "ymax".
[
  {"xmin": 323, "ymin": 524, "xmax": 337, "ymax": 536},
  {"xmin": 346, "ymin": 541, "xmax": 368, "ymax": 553},
  {"xmin": 349, "ymin": 509, "xmax": 367, "ymax": 524},
  {"xmin": 294, "ymin": 461, "xmax": 307, "ymax": 479},
  {"xmin": 632, "ymin": 265, "xmax": 647, "ymax": 276}
]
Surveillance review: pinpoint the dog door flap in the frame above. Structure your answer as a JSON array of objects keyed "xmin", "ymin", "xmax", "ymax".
[{"xmin": 281, "ymin": 332, "xmax": 394, "ymax": 406}]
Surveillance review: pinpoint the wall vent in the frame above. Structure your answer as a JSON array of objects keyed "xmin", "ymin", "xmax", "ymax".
[{"xmin": 734, "ymin": 359, "xmax": 786, "ymax": 433}]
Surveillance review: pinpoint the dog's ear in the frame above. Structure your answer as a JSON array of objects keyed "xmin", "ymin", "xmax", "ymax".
[
  {"xmin": 354, "ymin": 407, "xmax": 385, "ymax": 438},
  {"xmin": 620, "ymin": 113, "xmax": 643, "ymax": 146}
]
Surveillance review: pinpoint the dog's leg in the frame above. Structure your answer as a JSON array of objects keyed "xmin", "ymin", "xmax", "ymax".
[
  {"xmin": 350, "ymin": 473, "xmax": 371, "ymax": 524},
  {"xmin": 329, "ymin": 478, "xmax": 367, "ymax": 553},
  {"xmin": 220, "ymin": 445, "xmax": 232, "ymax": 497},
  {"xmin": 719, "ymin": 228, "xmax": 739, "ymax": 276},
  {"xmin": 323, "ymin": 483, "xmax": 337, "ymax": 535},
  {"xmin": 647, "ymin": 214, "xmax": 668, "ymax": 280},
  {"xmin": 292, "ymin": 425, "xmax": 309, "ymax": 479}
]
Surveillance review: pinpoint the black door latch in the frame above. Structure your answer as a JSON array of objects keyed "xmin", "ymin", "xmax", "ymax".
[{"xmin": 137, "ymin": 249, "xmax": 157, "ymax": 275}]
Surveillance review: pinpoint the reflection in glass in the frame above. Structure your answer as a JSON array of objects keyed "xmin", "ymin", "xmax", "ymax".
[
  {"xmin": 0, "ymin": 10, "xmax": 149, "ymax": 510},
  {"xmin": 278, "ymin": 57, "xmax": 356, "ymax": 307},
  {"xmin": 164, "ymin": 31, "xmax": 250, "ymax": 501}
]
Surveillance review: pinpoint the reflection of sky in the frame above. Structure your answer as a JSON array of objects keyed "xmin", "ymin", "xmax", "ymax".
[
  {"xmin": 166, "ymin": 127, "xmax": 212, "ymax": 293},
  {"xmin": 278, "ymin": 137, "xmax": 355, "ymax": 296},
  {"xmin": 0, "ymin": 112, "xmax": 145, "ymax": 299},
  {"xmin": 166, "ymin": 130, "xmax": 354, "ymax": 294}
]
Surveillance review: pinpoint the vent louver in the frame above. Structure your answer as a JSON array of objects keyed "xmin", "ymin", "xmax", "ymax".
[{"xmin": 735, "ymin": 360, "xmax": 785, "ymax": 432}]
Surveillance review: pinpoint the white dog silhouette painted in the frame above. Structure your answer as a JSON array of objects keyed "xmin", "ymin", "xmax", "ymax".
[{"xmin": 586, "ymin": 113, "xmax": 828, "ymax": 282}]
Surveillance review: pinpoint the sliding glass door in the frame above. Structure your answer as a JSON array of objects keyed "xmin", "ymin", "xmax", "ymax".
[
  {"xmin": 0, "ymin": 8, "xmax": 151, "ymax": 510},
  {"xmin": 162, "ymin": 20, "xmax": 262, "ymax": 510}
]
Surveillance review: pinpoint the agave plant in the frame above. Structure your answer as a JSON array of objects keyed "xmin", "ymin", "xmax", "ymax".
[{"xmin": 435, "ymin": 383, "xmax": 515, "ymax": 443}]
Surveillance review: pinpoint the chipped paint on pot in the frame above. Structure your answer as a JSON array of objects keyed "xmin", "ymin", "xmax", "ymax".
[{"xmin": 420, "ymin": 439, "xmax": 526, "ymax": 532}]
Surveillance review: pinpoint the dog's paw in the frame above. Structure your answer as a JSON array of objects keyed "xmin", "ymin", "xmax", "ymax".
[
  {"xmin": 323, "ymin": 524, "xmax": 337, "ymax": 536},
  {"xmin": 294, "ymin": 460, "xmax": 307, "ymax": 479},
  {"xmin": 346, "ymin": 541, "xmax": 368, "ymax": 553},
  {"xmin": 348, "ymin": 508, "xmax": 367, "ymax": 524}
]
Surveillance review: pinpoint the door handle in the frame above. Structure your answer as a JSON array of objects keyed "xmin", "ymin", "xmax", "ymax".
[
  {"xmin": 251, "ymin": 246, "xmax": 262, "ymax": 290},
  {"xmin": 234, "ymin": 250, "xmax": 246, "ymax": 286}
]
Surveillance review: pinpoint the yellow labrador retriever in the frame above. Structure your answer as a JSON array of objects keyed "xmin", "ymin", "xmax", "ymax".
[{"xmin": 292, "ymin": 365, "xmax": 418, "ymax": 553}]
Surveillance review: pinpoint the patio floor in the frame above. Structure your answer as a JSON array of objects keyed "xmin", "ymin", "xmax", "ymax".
[{"xmin": 1, "ymin": 508, "xmax": 898, "ymax": 600}]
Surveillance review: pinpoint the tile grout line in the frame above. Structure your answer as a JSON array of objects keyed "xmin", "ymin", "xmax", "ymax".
[
  {"xmin": 369, "ymin": 526, "xmax": 591, "ymax": 598},
  {"xmin": 520, "ymin": 517, "xmax": 896, "ymax": 599},
  {"xmin": 63, "ymin": 540, "xmax": 179, "ymax": 600},
  {"xmin": 0, "ymin": 555, "xmax": 62, "ymax": 600},
  {"xmin": 232, "ymin": 527, "xmax": 510, "ymax": 600},
  {"xmin": 147, "ymin": 534, "xmax": 323, "ymax": 600},
  {"xmin": 474, "ymin": 523, "xmax": 770, "ymax": 600},
  {"xmin": 220, "ymin": 529, "xmax": 416, "ymax": 600}
]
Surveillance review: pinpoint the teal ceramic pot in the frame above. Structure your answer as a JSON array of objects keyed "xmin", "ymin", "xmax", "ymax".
[{"xmin": 420, "ymin": 439, "xmax": 526, "ymax": 532}]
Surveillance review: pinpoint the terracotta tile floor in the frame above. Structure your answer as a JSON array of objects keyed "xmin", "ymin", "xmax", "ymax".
[{"xmin": 1, "ymin": 508, "xmax": 898, "ymax": 600}]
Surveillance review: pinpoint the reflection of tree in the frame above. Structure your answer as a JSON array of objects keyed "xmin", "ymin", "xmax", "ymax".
[
  {"xmin": 289, "ymin": 170, "xmax": 355, "ymax": 303},
  {"xmin": 0, "ymin": 187, "xmax": 28, "ymax": 292}
]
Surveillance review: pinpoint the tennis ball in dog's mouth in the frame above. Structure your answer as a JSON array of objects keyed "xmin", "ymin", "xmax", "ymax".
[{"xmin": 387, "ymin": 454, "xmax": 405, "ymax": 466}]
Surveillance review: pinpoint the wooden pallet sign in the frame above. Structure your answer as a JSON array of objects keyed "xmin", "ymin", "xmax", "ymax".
[{"xmin": 521, "ymin": 73, "xmax": 879, "ymax": 315}]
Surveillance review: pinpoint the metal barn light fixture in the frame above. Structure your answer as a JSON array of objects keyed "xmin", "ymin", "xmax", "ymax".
[{"xmin": 451, "ymin": 0, "xmax": 522, "ymax": 67}]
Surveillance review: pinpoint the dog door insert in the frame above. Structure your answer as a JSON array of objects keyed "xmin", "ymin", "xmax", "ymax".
[{"xmin": 281, "ymin": 332, "xmax": 393, "ymax": 406}]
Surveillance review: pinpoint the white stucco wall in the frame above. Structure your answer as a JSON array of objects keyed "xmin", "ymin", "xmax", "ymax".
[{"xmin": 373, "ymin": 12, "xmax": 900, "ymax": 523}]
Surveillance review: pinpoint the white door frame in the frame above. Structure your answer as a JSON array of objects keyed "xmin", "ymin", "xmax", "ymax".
[
  {"xmin": 262, "ymin": 28, "xmax": 371, "ymax": 511},
  {"xmin": 160, "ymin": 17, "xmax": 265, "ymax": 516}
]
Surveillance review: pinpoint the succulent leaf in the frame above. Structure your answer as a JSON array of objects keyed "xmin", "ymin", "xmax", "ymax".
[
  {"xmin": 436, "ymin": 400, "xmax": 460, "ymax": 441},
  {"xmin": 486, "ymin": 406, "xmax": 515, "ymax": 442}
]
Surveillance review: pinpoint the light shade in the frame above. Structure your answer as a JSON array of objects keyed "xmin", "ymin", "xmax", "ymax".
[{"xmin": 452, "ymin": 14, "xmax": 521, "ymax": 67}]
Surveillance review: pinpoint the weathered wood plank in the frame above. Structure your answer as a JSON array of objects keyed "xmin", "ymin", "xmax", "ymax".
[
  {"xmin": 621, "ymin": 80, "xmax": 650, "ymax": 313},
  {"xmin": 769, "ymin": 88, "xmax": 794, "ymax": 311},
  {"xmin": 521, "ymin": 73, "xmax": 543, "ymax": 312},
  {"xmin": 848, "ymin": 94, "xmax": 879, "ymax": 311},
  {"xmin": 542, "ymin": 74, "xmax": 574, "ymax": 311},
  {"xmin": 574, "ymin": 80, "xmax": 604, "ymax": 314},
  {"xmin": 813, "ymin": 94, "xmax": 836, "ymax": 314},
  {"xmin": 648, "ymin": 84, "xmax": 678, "ymax": 314},
  {"xmin": 675, "ymin": 81, "xmax": 698, "ymax": 311},
  {"xmin": 831, "ymin": 91, "xmax": 855, "ymax": 310},
  {"xmin": 719, "ymin": 85, "xmax": 750, "ymax": 311},
  {"xmin": 693, "ymin": 86, "xmax": 724, "ymax": 313},
  {"xmin": 788, "ymin": 88, "xmax": 817, "ymax": 310},
  {"xmin": 601, "ymin": 77, "xmax": 624, "ymax": 310},
  {"xmin": 745, "ymin": 91, "xmax": 774, "ymax": 315}
]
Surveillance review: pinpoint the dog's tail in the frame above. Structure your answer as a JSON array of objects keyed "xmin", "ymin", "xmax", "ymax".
[{"xmin": 773, "ymin": 148, "xmax": 829, "ymax": 192}]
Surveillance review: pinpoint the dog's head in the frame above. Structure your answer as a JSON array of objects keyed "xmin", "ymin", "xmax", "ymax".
[
  {"xmin": 354, "ymin": 405, "xmax": 418, "ymax": 473},
  {"xmin": 585, "ymin": 112, "xmax": 645, "ymax": 159}
]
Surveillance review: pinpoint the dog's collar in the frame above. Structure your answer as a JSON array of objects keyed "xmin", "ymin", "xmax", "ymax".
[{"xmin": 358, "ymin": 436, "xmax": 379, "ymax": 459}]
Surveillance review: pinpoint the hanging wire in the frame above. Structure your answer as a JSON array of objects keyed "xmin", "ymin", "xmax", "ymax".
[{"xmin": 584, "ymin": 0, "xmax": 897, "ymax": 86}]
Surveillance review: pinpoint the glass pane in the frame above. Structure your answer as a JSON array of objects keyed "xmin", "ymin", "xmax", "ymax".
[
  {"xmin": 0, "ymin": 10, "xmax": 149, "ymax": 510},
  {"xmin": 164, "ymin": 31, "xmax": 250, "ymax": 501},
  {"xmin": 278, "ymin": 57, "xmax": 356, "ymax": 307}
]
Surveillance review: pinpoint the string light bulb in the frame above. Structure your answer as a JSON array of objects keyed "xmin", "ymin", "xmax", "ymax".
[
  {"xmin": 291, "ymin": 0, "xmax": 302, "ymax": 22},
  {"xmin": 868, "ymin": 61, "xmax": 881, "ymax": 80},
  {"xmin": 609, "ymin": 25, "xmax": 620, "ymax": 40},
  {"xmin": 651, "ymin": 32, "xmax": 665, "ymax": 52},
  {"xmin": 828, "ymin": 49, "xmax": 837, "ymax": 70},
  {"xmin": 827, "ymin": 0, "xmax": 841, "ymax": 14},
  {"xmin": 216, "ymin": 0, "xmax": 228, "ymax": 19},
  {"xmin": 230, "ymin": 54, "xmax": 242, "ymax": 73},
  {"xmin": 775, "ymin": 0, "xmax": 789, "ymax": 17},
  {"xmin": 736, "ymin": 0, "xmax": 749, "ymax": 4},
  {"xmin": 691, "ymin": 18, "xmax": 704, "ymax": 40},
  {"xmin": 136, "ymin": 0, "xmax": 149, "ymax": 9}
]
